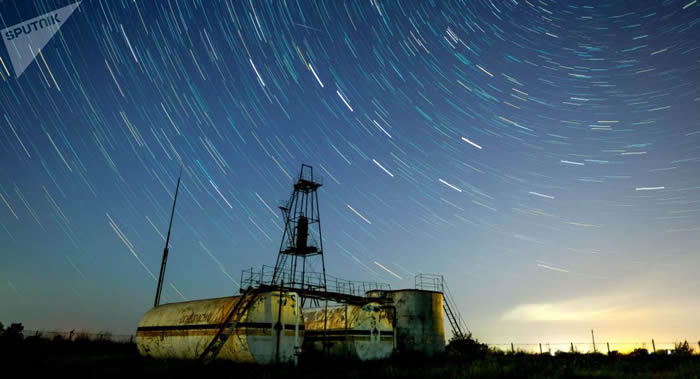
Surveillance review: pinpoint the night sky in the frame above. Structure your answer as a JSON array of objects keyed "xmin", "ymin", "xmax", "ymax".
[{"xmin": 1, "ymin": 0, "xmax": 699, "ymax": 347}]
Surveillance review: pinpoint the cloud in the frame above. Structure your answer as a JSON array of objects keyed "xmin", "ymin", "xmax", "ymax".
[{"xmin": 500, "ymin": 293, "xmax": 687, "ymax": 322}]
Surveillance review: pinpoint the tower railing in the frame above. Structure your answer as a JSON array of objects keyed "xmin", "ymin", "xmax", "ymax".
[{"xmin": 241, "ymin": 265, "xmax": 391, "ymax": 298}]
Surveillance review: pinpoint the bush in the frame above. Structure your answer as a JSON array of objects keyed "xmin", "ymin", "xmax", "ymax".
[
  {"xmin": 673, "ymin": 340, "xmax": 693, "ymax": 356},
  {"xmin": 445, "ymin": 332, "xmax": 488, "ymax": 360},
  {"xmin": 629, "ymin": 348, "xmax": 649, "ymax": 357}
]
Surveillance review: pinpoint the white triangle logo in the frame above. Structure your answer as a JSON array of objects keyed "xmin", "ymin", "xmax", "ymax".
[{"xmin": 1, "ymin": 1, "xmax": 81, "ymax": 77}]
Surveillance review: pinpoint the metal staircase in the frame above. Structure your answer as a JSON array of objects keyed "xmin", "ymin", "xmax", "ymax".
[
  {"xmin": 415, "ymin": 274, "xmax": 469, "ymax": 339},
  {"xmin": 442, "ymin": 283, "xmax": 466, "ymax": 339},
  {"xmin": 199, "ymin": 288, "xmax": 259, "ymax": 363}
]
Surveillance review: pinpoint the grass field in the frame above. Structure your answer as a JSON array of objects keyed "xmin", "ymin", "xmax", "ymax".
[{"xmin": 1, "ymin": 329, "xmax": 699, "ymax": 378}]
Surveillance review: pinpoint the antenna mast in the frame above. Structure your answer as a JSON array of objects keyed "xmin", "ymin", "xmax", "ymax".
[{"xmin": 154, "ymin": 169, "xmax": 182, "ymax": 307}]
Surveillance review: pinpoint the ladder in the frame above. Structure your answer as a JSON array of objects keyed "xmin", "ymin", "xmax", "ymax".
[
  {"xmin": 199, "ymin": 288, "xmax": 259, "ymax": 363},
  {"xmin": 442, "ymin": 282, "xmax": 466, "ymax": 339}
]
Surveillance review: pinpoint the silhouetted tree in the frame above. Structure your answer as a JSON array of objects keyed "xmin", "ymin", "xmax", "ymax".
[{"xmin": 3, "ymin": 323, "xmax": 24, "ymax": 340}]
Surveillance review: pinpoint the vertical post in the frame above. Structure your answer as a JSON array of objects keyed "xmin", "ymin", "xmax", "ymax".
[
  {"xmin": 293, "ymin": 293, "xmax": 299, "ymax": 367},
  {"xmin": 315, "ymin": 188, "xmax": 327, "ymax": 292},
  {"xmin": 275, "ymin": 281, "xmax": 284, "ymax": 363},
  {"xmin": 323, "ymin": 298, "xmax": 328, "ymax": 355},
  {"xmin": 154, "ymin": 171, "xmax": 181, "ymax": 308},
  {"xmin": 301, "ymin": 256, "xmax": 306, "ymax": 290},
  {"xmin": 652, "ymin": 339, "xmax": 656, "ymax": 353},
  {"xmin": 570, "ymin": 342, "xmax": 574, "ymax": 353},
  {"xmin": 607, "ymin": 342, "xmax": 610, "ymax": 354},
  {"xmin": 392, "ymin": 306, "xmax": 397, "ymax": 351},
  {"xmin": 511, "ymin": 343, "xmax": 514, "ymax": 354},
  {"xmin": 591, "ymin": 329, "xmax": 596, "ymax": 353},
  {"xmin": 344, "ymin": 302, "xmax": 349, "ymax": 358},
  {"xmin": 539, "ymin": 343, "xmax": 542, "ymax": 354}
]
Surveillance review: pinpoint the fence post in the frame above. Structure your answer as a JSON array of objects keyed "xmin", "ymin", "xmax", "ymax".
[
  {"xmin": 607, "ymin": 342, "xmax": 610, "ymax": 354},
  {"xmin": 652, "ymin": 339, "xmax": 656, "ymax": 353},
  {"xmin": 511, "ymin": 343, "xmax": 515, "ymax": 354},
  {"xmin": 570, "ymin": 342, "xmax": 574, "ymax": 353},
  {"xmin": 539, "ymin": 343, "xmax": 542, "ymax": 354}
]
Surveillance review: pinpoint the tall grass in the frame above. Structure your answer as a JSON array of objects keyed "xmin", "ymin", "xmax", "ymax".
[{"xmin": 2, "ymin": 322, "xmax": 698, "ymax": 378}]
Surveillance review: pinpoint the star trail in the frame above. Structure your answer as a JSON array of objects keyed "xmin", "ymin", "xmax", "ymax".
[{"xmin": 0, "ymin": 0, "xmax": 699, "ymax": 343}]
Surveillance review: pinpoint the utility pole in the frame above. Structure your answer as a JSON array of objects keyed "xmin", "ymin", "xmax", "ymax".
[
  {"xmin": 154, "ymin": 168, "xmax": 182, "ymax": 307},
  {"xmin": 591, "ymin": 329, "xmax": 597, "ymax": 353}
]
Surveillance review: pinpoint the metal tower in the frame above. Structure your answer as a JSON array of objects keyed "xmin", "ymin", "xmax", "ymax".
[{"xmin": 271, "ymin": 164, "xmax": 326, "ymax": 295}]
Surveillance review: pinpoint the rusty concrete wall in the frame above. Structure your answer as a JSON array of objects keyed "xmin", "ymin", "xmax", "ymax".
[
  {"xmin": 367, "ymin": 289, "xmax": 445, "ymax": 356},
  {"xmin": 303, "ymin": 302, "xmax": 394, "ymax": 360},
  {"xmin": 135, "ymin": 291, "xmax": 303, "ymax": 363}
]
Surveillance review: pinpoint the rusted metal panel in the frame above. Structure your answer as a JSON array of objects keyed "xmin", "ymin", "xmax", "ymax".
[
  {"xmin": 303, "ymin": 302, "xmax": 394, "ymax": 360},
  {"xmin": 367, "ymin": 289, "xmax": 446, "ymax": 356},
  {"xmin": 135, "ymin": 291, "xmax": 303, "ymax": 364}
]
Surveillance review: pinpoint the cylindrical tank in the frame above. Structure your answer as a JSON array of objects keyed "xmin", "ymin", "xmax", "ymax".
[
  {"xmin": 135, "ymin": 290, "xmax": 303, "ymax": 364},
  {"xmin": 296, "ymin": 216, "xmax": 308, "ymax": 249},
  {"xmin": 303, "ymin": 302, "xmax": 394, "ymax": 360},
  {"xmin": 367, "ymin": 289, "xmax": 445, "ymax": 356}
]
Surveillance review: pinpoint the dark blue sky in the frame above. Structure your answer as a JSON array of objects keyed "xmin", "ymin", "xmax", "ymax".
[{"xmin": 0, "ymin": 0, "xmax": 698, "ymax": 345}]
